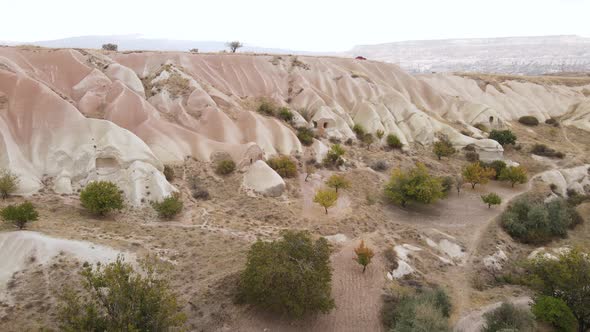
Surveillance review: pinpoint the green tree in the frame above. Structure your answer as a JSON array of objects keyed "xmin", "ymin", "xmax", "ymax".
[
  {"xmin": 463, "ymin": 162, "xmax": 496, "ymax": 189},
  {"xmin": 237, "ymin": 230, "xmax": 335, "ymax": 318},
  {"xmin": 267, "ymin": 155, "xmax": 298, "ymax": 178},
  {"xmin": 482, "ymin": 302, "xmax": 535, "ymax": 332},
  {"xmin": 362, "ymin": 133, "xmax": 375, "ymax": 149},
  {"xmin": 1, "ymin": 201, "xmax": 39, "ymax": 230},
  {"xmin": 354, "ymin": 240, "xmax": 375, "ymax": 273},
  {"xmin": 58, "ymin": 256, "xmax": 186, "ymax": 331},
  {"xmin": 387, "ymin": 134, "xmax": 403, "ymax": 150},
  {"xmin": 151, "ymin": 193, "xmax": 183, "ymax": 219},
  {"xmin": 80, "ymin": 181, "xmax": 124, "ymax": 216},
  {"xmin": 433, "ymin": 140, "xmax": 456, "ymax": 160},
  {"xmin": 314, "ymin": 189, "xmax": 338, "ymax": 214},
  {"xmin": 481, "ymin": 193, "xmax": 502, "ymax": 208},
  {"xmin": 532, "ymin": 296, "xmax": 577, "ymax": 332},
  {"xmin": 296, "ymin": 127, "xmax": 315, "ymax": 146},
  {"xmin": 527, "ymin": 248, "xmax": 590, "ymax": 332},
  {"xmin": 385, "ymin": 288, "xmax": 452, "ymax": 332},
  {"xmin": 226, "ymin": 40, "xmax": 243, "ymax": 53},
  {"xmin": 489, "ymin": 130, "xmax": 517, "ymax": 146},
  {"xmin": 326, "ymin": 174, "xmax": 350, "ymax": 193},
  {"xmin": 0, "ymin": 169, "xmax": 19, "ymax": 199},
  {"xmin": 384, "ymin": 163, "xmax": 444, "ymax": 207},
  {"xmin": 498, "ymin": 166, "xmax": 528, "ymax": 187}
]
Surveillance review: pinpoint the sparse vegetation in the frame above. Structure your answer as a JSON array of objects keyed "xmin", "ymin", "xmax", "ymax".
[
  {"xmin": 501, "ymin": 197, "xmax": 581, "ymax": 244},
  {"xmin": 481, "ymin": 193, "xmax": 502, "ymax": 208},
  {"xmin": 237, "ymin": 230, "xmax": 334, "ymax": 318},
  {"xmin": 527, "ymin": 248, "xmax": 590, "ymax": 332},
  {"xmin": 101, "ymin": 43, "xmax": 118, "ymax": 51},
  {"xmin": 384, "ymin": 163, "xmax": 444, "ymax": 207},
  {"xmin": 518, "ymin": 115, "xmax": 540, "ymax": 126},
  {"xmin": 267, "ymin": 155, "xmax": 298, "ymax": 178},
  {"xmin": 277, "ymin": 107, "xmax": 294, "ymax": 122},
  {"xmin": 0, "ymin": 169, "xmax": 19, "ymax": 199},
  {"xmin": 482, "ymin": 302, "xmax": 535, "ymax": 332},
  {"xmin": 1, "ymin": 201, "xmax": 38, "ymax": 230},
  {"xmin": 257, "ymin": 99, "xmax": 276, "ymax": 116},
  {"xmin": 226, "ymin": 41, "xmax": 243, "ymax": 53},
  {"xmin": 498, "ymin": 165, "xmax": 528, "ymax": 187},
  {"xmin": 313, "ymin": 189, "xmax": 338, "ymax": 214},
  {"xmin": 489, "ymin": 129, "xmax": 517, "ymax": 146},
  {"xmin": 163, "ymin": 165, "xmax": 175, "ymax": 181},
  {"xmin": 531, "ymin": 144, "xmax": 565, "ymax": 159},
  {"xmin": 352, "ymin": 123, "xmax": 366, "ymax": 138},
  {"xmin": 325, "ymin": 174, "xmax": 350, "ymax": 193},
  {"xmin": 386, "ymin": 134, "xmax": 403, "ymax": 149},
  {"xmin": 296, "ymin": 127, "xmax": 315, "ymax": 146},
  {"xmin": 152, "ymin": 193, "xmax": 183, "ymax": 219},
  {"xmin": 463, "ymin": 162, "xmax": 495, "ymax": 189},
  {"xmin": 58, "ymin": 257, "xmax": 186, "ymax": 331},
  {"xmin": 215, "ymin": 159, "xmax": 236, "ymax": 175},
  {"xmin": 382, "ymin": 288, "xmax": 452, "ymax": 332},
  {"xmin": 361, "ymin": 133, "xmax": 374, "ymax": 149},
  {"xmin": 80, "ymin": 181, "xmax": 124, "ymax": 216},
  {"xmin": 323, "ymin": 144, "xmax": 345, "ymax": 168},
  {"xmin": 354, "ymin": 240, "xmax": 375, "ymax": 273},
  {"xmin": 376, "ymin": 129, "xmax": 385, "ymax": 140},
  {"xmin": 532, "ymin": 296, "xmax": 577, "ymax": 332},
  {"xmin": 433, "ymin": 139, "xmax": 456, "ymax": 160}
]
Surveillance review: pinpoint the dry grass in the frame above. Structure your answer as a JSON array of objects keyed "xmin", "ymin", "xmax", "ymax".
[{"xmin": 456, "ymin": 72, "xmax": 590, "ymax": 88}]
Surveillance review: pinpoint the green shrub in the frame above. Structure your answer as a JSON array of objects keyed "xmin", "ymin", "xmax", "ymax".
[
  {"xmin": 531, "ymin": 144, "xmax": 564, "ymax": 159},
  {"xmin": 152, "ymin": 193, "xmax": 183, "ymax": 219},
  {"xmin": 277, "ymin": 107, "xmax": 294, "ymax": 122},
  {"xmin": 465, "ymin": 151, "xmax": 479, "ymax": 162},
  {"xmin": 361, "ymin": 133, "xmax": 374, "ymax": 149},
  {"xmin": 80, "ymin": 181, "xmax": 124, "ymax": 216},
  {"xmin": 481, "ymin": 193, "xmax": 502, "ymax": 208},
  {"xmin": 385, "ymin": 288, "xmax": 452, "ymax": 332},
  {"xmin": 532, "ymin": 296, "xmax": 577, "ymax": 332},
  {"xmin": 215, "ymin": 159, "xmax": 236, "ymax": 175},
  {"xmin": 481, "ymin": 160, "xmax": 506, "ymax": 180},
  {"xmin": 58, "ymin": 257, "xmax": 186, "ymax": 331},
  {"xmin": 433, "ymin": 140, "xmax": 456, "ymax": 160},
  {"xmin": 352, "ymin": 123, "xmax": 366, "ymax": 138},
  {"xmin": 163, "ymin": 165, "xmax": 174, "ymax": 181},
  {"xmin": 482, "ymin": 302, "xmax": 535, "ymax": 332},
  {"xmin": 257, "ymin": 100, "xmax": 276, "ymax": 116},
  {"xmin": 489, "ymin": 130, "xmax": 517, "ymax": 146},
  {"xmin": 545, "ymin": 118, "xmax": 560, "ymax": 127},
  {"xmin": 296, "ymin": 127, "xmax": 315, "ymax": 146},
  {"xmin": 384, "ymin": 163, "xmax": 444, "ymax": 207},
  {"xmin": 237, "ymin": 230, "xmax": 334, "ymax": 318},
  {"xmin": 0, "ymin": 169, "xmax": 19, "ymax": 199},
  {"xmin": 1, "ymin": 201, "xmax": 39, "ymax": 230},
  {"xmin": 498, "ymin": 166, "xmax": 528, "ymax": 187},
  {"xmin": 267, "ymin": 156, "xmax": 297, "ymax": 178},
  {"xmin": 386, "ymin": 134, "xmax": 403, "ymax": 149},
  {"xmin": 376, "ymin": 129, "xmax": 385, "ymax": 140},
  {"xmin": 323, "ymin": 144, "xmax": 345, "ymax": 168},
  {"xmin": 518, "ymin": 116, "xmax": 539, "ymax": 126},
  {"xmin": 501, "ymin": 197, "xmax": 579, "ymax": 244}
]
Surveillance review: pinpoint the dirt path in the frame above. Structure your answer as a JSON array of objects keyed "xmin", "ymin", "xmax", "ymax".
[{"xmin": 230, "ymin": 238, "xmax": 386, "ymax": 332}]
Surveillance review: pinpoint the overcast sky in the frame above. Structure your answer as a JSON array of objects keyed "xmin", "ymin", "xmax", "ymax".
[{"xmin": 2, "ymin": 0, "xmax": 589, "ymax": 51}]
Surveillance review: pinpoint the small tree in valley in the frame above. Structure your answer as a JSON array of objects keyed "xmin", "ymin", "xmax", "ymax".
[
  {"xmin": 354, "ymin": 240, "xmax": 375, "ymax": 273},
  {"xmin": 325, "ymin": 174, "xmax": 350, "ymax": 193},
  {"xmin": 0, "ymin": 169, "xmax": 19, "ymax": 199},
  {"xmin": 498, "ymin": 166, "xmax": 528, "ymax": 187},
  {"xmin": 433, "ymin": 139, "xmax": 456, "ymax": 160},
  {"xmin": 1, "ymin": 201, "xmax": 38, "ymax": 230},
  {"xmin": 463, "ymin": 162, "xmax": 496, "ymax": 189},
  {"xmin": 314, "ymin": 189, "xmax": 338, "ymax": 214},
  {"xmin": 80, "ymin": 181, "xmax": 124, "ymax": 216},
  {"xmin": 383, "ymin": 163, "xmax": 444, "ymax": 207},
  {"xmin": 481, "ymin": 193, "xmax": 502, "ymax": 208}
]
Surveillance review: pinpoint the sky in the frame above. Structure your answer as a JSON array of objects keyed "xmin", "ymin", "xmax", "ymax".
[{"xmin": 2, "ymin": 0, "xmax": 590, "ymax": 51}]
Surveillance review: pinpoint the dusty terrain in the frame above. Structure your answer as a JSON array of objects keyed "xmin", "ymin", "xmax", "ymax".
[{"xmin": 0, "ymin": 47, "xmax": 589, "ymax": 332}]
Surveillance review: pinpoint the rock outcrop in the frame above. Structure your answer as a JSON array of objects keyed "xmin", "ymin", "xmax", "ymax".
[{"xmin": 242, "ymin": 160, "xmax": 286, "ymax": 197}]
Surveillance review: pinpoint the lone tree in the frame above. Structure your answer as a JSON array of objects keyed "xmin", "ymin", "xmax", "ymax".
[
  {"xmin": 463, "ymin": 162, "xmax": 496, "ymax": 189},
  {"xmin": 489, "ymin": 129, "xmax": 517, "ymax": 146},
  {"xmin": 362, "ymin": 133, "xmax": 375, "ymax": 150},
  {"xmin": 305, "ymin": 163, "xmax": 316, "ymax": 182},
  {"xmin": 58, "ymin": 256, "xmax": 186, "ymax": 331},
  {"xmin": 226, "ymin": 41, "xmax": 243, "ymax": 53},
  {"xmin": 325, "ymin": 174, "xmax": 350, "ymax": 193},
  {"xmin": 314, "ymin": 189, "xmax": 338, "ymax": 214},
  {"xmin": 481, "ymin": 193, "xmax": 502, "ymax": 208},
  {"xmin": 384, "ymin": 163, "xmax": 444, "ymax": 207},
  {"xmin": 499, "ymin": 165, "xmax": 528, "ymax": 187},
  {"xmin": 433, "ymin": 139, "xmax": 456, "ymax": 160},
  {"xmin": 1, "ymin": 201, "xmax": 38, "ymax": 230},
  {"xmin": 527, "ymin": 248, "xmax": 590, "ymax": 332},
  {"xmin": 0, "ymin": 169, "xmax": 18, "ymax": 199},
  {"xmin": 237, "ymin": 230, "xmax": 335, "ymax": 318},
  {"xmin": 102, "ymin": 43, "xmax": 118, "ymax": 51},
  {"xmin": 80, "ymin": 181, "xmax": 124, "ymax": 216},
  {"xmin": 354, "ymin": 240, "xmax": 375, "ymax": 273}
]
